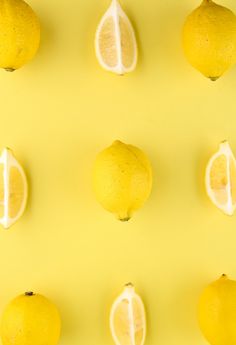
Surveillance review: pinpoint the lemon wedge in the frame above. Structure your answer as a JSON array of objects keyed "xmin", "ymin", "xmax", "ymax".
[
  {"xmin": 205, "ymin": 141, "xmax": 236, "ymax": 215},
  {"xmin": 0, "ymin": 148, "xmax": 28, "ymax": 229},
  {"xmin": 95, "ymin": 0, "xmax": 137, "ymax": 75},
  {"xmin": 110, "ymin": 283, "xmax": 146, "ymax": 345}
]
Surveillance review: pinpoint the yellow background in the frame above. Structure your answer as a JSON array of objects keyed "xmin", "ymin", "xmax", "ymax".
[{"xmin": 0, "ymin": 0, "xmax": 236, "ymax": 344}]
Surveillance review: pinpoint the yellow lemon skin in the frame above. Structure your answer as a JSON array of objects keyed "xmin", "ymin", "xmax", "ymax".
[
  {"xmin": 92, "ymin": 140, "xmax": 152, "ymax": 221},
  {"xmin": 0, "ymin": 292, "xmax": 61, "ymax": 345},
  {"xmin": 182, "ymin": 0, "xmax": 236, "ymax": 80},
  {"xmin": 198, "ymin": 274, "xmax": 236, "ymax": 345},
  {"xmin": 0, "ymin": 0, "xmax": 40, "ymax": 71}
]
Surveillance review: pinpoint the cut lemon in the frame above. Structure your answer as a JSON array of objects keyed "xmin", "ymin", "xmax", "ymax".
[
  {"xmin": 205, "ymin": 141, "xmax": 236, "ymax": 215},
  {"xmin": 110, "ymin": 283, "xmax": 146, "ymax": 345},
  {"xmin": 95, "ymin": 0, "xmax": 137, "ymax": 75},
  {"xmin": 0, "ymin": 148, "xmax": 28, "ymax": 228}
]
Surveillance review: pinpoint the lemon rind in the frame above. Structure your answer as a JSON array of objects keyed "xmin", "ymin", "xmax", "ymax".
[
  {"xmin": 110, "ymin": 284, "xmax": 146, "ymax": 345},
  {"xmin": 0, "ymin": 148, "xmax": 28, "ymax": 229},
  {"xmin": 95, "ymin": 0, "xmax": 138, "ymax": 75},
  {"xmin": 205, "ymin": 141, "xmax": 236, "ymax": 216}
]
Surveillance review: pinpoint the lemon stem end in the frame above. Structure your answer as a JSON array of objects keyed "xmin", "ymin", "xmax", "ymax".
[
  {"xmin": 221, "ymin": 274, "xmax": 228, "ymax": 280},
  {"xmin": 125, "ymin": 282, "xmax": 134, "ymax": 287},
  {"xmin": 25, "ymin": 291, "xmax": 34, "ymax": 296},
  {"xmin": 209, "ymin": 76, "xmax": 219, "ymax": 81},
  {"xmin": 5, "ymin": 68, "xmax": 15, "ymax": 72},
  {"xmin": 119, "ymin": 217, "xmax": 131, "ymax": 222}
]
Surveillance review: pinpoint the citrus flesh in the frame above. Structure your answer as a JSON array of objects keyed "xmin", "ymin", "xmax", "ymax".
[
  {"xmin": 110, "ymin": 284, "xmax": 146, "ymax": 345},
  {"xmin": 95, "ymin": 0, "xmax": 137, "ymax": 75},
  {"xmin": 0, "ymin": 148, "xmax": 28, "ymax": 228},
  {"xmin": 205, "ymin": 141, "xmax": 236, "ymax": 215}
]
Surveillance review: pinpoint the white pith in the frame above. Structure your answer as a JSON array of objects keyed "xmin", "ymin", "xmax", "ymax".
[
  {"xmin": 95, "ymin": 0, "xmax": 138, "ymax": 75},
  {"xmin": 205, "ymin": 141, "xmax": 236, "ymax": 216},
  {"xmin": 0, "ymin": 148, "xmax": 28, "ymax": 229},
  {"xmin": 110, "ymin": 284, "xmax": 146, "ymax": 345}
]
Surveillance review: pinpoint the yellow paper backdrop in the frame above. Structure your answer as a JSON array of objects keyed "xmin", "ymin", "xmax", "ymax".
[{"xmin": 0, "ymin": 0, "xmax": 236, "ymax": 344}]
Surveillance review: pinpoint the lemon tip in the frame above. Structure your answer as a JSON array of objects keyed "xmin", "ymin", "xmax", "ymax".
[
  {"xmin": 25, "ymin": 291, "xmax": 35, "ymax": 296},
  {"xmin": 125, "ymin": 282, "xmax": 134, "ymax": 287},
  {"xmin": 119, "ymin": 217, "xmax": 131, "ymax": 222},
  {"xmin": 5, "ymin": 68, "xmax": 15, "ymax": 72},
  {"xmin": 209, "ymin": 76, "xmax": 220, "ymax": 81},
  {"xmin": 113, "ymin": 140, "xmax": 123, "ymax": 145}
]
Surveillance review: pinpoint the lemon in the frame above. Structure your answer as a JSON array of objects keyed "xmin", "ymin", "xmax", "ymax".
[
  {"xmin": 92, "ymin": 140, "xmax": 152, "ymax": 221},
  {"xmin": 0, "ymin": 292, "xmax": 61, "ymax": 345},
  {"xmin": 95, "ymin": 0, "xmax": 137, "ymax": 75},
  {"xmin": 198, "ymin": 274, "xmax": 236, "ymax": 345},
  {"xmin": 0, "ymin": 148, "xmax": 28, "ymax": 229},
  {"xmin": 182, "ymin": 0, "xmax": 236, "ymax": 80},
  {"xmin": 0, "ymin": 0, "xmax": 40, "ymax": 71},
  {"xmin": 110, "ymin": 283, "xmax": 146, "ymax": 345},
  {"xmin": 205, "ymin": 141, "xmax": 236, "ymax": 215}
]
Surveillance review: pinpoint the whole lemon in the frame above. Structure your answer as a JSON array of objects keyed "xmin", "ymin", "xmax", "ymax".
[
  {"xmin": 182, "ymin": 0, "xmax": 236, "ymax": 80},
  {"xmin": 0, "ymin": 292, "xmax": 61, "ymax": 345},
  {"xmin": 92, "ymin": 140, "xmax": 152, "ymax": 221},
  {"xmin": 198, "ymin": 274, "xmax": 236, "ymax": 345},
  {"xmin": 0, "ymin": 0, "xmax": 40, "ymax": 71}
]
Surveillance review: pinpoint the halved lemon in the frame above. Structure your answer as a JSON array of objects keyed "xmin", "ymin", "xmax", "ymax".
[
  {"xmin": 110, "ymin": 283, "xmax": 146, "ymax": 345},
  {"xmin": 205, "ymin": 141, "xmax": 236, "ymax": 215},
  {"xmin": 0, "ymin": 148, "xmax": 28, "ymax": 228},
  {"xmin": 95, "ymin": 0, "xmax": 137, "ymax": 75}
]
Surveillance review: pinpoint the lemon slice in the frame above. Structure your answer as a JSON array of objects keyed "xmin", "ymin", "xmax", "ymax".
[
  {"xmin": 0, "ymin": 148, "xmax": 28, "ymax": 229},
  {"xmin": 110, "ymin": 283, "xmax": 146, "ymax": 345},
  {"xmin": 205, "ymin": 141, "xmax": 236, "ymax": 215},
  {"xmin": 95, "ymin": 0, "xmax": 137, "ymax": 75}
]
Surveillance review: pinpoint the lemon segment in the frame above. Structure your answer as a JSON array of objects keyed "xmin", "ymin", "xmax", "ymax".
[
  {"xmin": 98, "ymin": 17, "xmax": 118, "ymax": 68},
  {"xmin": 205, "ymin": 141, "xmax": 236, "ymax": 215},
  {"xmin": 9, "ymin": 166, "xmax": 26, "ymax": 219},
  {"xmin": 198, "ymin": 275, "xmax": 236, "ymax": 345},
  {"xmin": 92, "ymin": 140, "xmax": 152, "ymax": 221},
  {"xmin": 95, "ymin": 0, "xmax": 137, "ymax": 75},
  {"xmin": 120, "ymin": 16, "xmax": 135, "ymax": 69},
  {"xmin": 110, "ymin": 284, "xmax": 146, "ymax": 345},
  {"xmin": 0, "ymin": 148, "xmax": 27, "ymax": 229},
  {"xmin": 0, "ymin": 165, "xmax": 5, "ymax": 218},
  {"xmin": 182, "ymin": 0, "xmax": 236, "ymax": 80}
]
